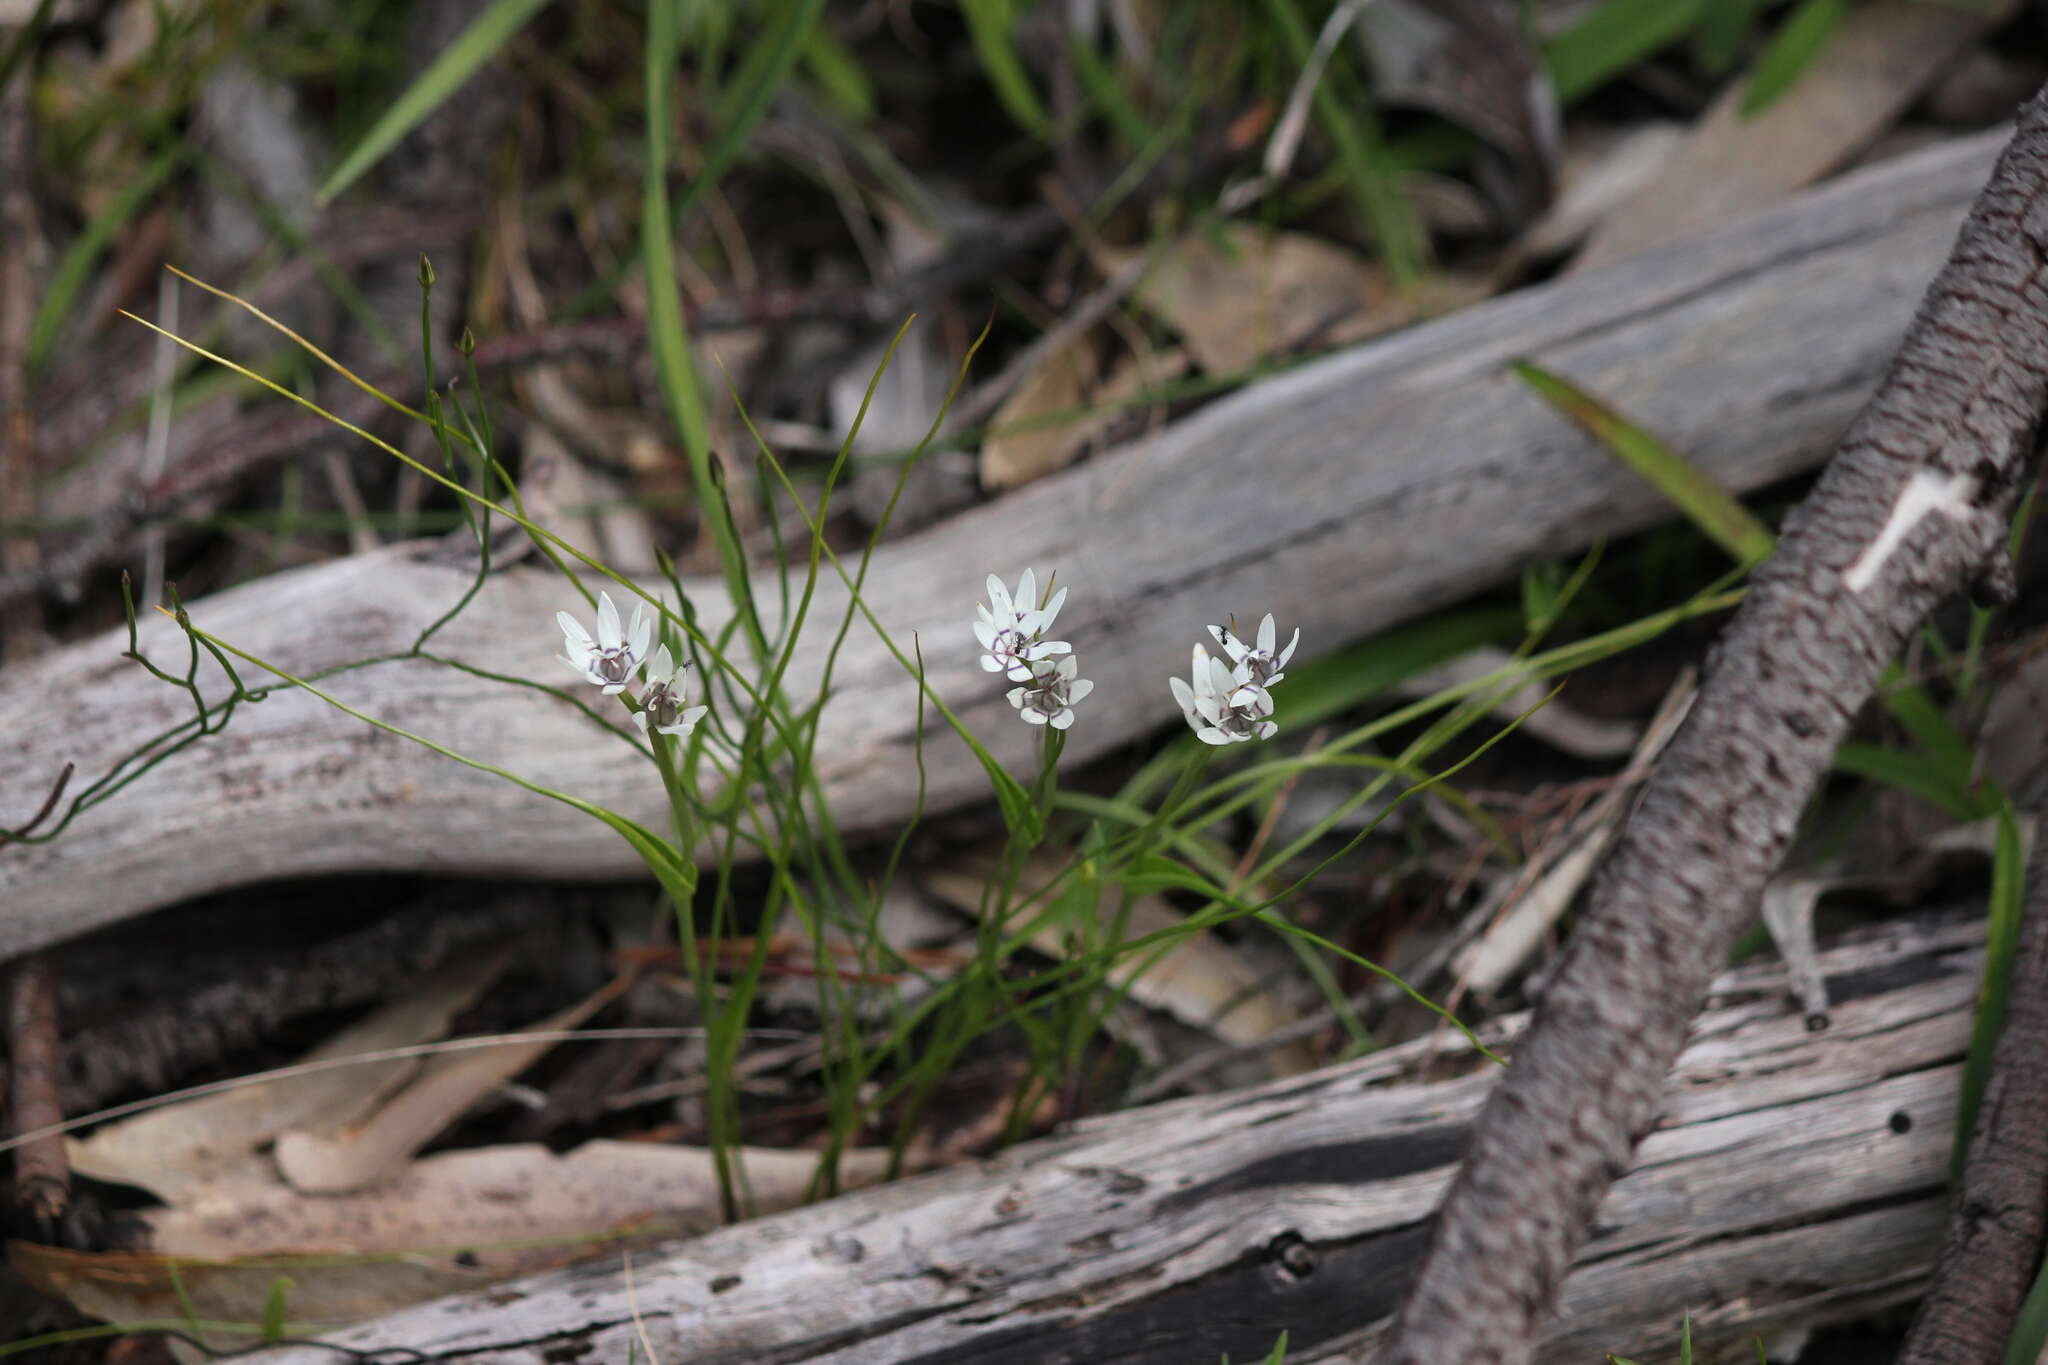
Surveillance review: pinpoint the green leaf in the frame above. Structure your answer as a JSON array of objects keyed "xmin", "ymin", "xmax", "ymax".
[
  {"xmin": 1833, "ymin": 742, "xmax": 1986, "ymax": 822},
  {"xmin": 1512, "ymin": 359, "xmax": 1774, "ymax": 566},
  {"xmin": 1692, "ymin": 0, "xmax": 1760, "ymax": 75},
  {"xmin": 1876, "ymin": 666, "xmax": 1986, "ymax": 801},
  {"xmin": 30, "ymin": 148, "xmax": 179, "ymax": 368},
  {"xmin": 1544, "ymin": 0, "xmax": 1707, "ymax": 103},
  {"xmin": 1737, "ymin": 0, "xmax": 1847, "ymax": 118},
  {"xmin": 317, "ymin": 0, "xmax": 552, "ymax": 203},
  {"xmin": 960, "ymin": 0, "xmax": 1053, "ymax": 138},
  {"xmin": 801, "ymin": 21, "xmax": 875, "ymax": 119},
  {"xmin": 1956, "ymin": 804, "xmax": 2025, "ymax": 1185}
]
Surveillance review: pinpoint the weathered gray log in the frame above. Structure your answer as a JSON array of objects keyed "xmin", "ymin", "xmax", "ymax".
[
  {"xmin": 0, "ymin": 127, "xmax": 2011, "ymax": 958},
  {"xmin": 233, "ymin": 913, "xmax": 1981, "ymax": 1365}
]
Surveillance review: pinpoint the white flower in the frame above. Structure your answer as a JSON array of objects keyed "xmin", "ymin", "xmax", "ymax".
[
  {"xmin": 557, "ymin": 590, "xmax": 652, "ymax": 695},
  {"xmin": 1170, "ymin": 644, "xmax": 1277, "ymax": 745},
  {"xmin": 1008, "ymin": 655, "xmax": 1092, "ymax": 730},
  {"xmin": 975, "ymin": 568, "xmax": 1070, "ymax": 682},
  {"xmin": 1209, "ymin": 614, "xmax": 1299, "ymax": 692},
  {"xmin": 632, "ymin": 644, "xmax": 709, "ymax": 738}
]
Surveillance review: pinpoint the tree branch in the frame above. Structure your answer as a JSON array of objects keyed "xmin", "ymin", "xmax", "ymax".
[
  {"xmin": 1895, "ymin": 809, "xmax": 2048, "ymax": 1365},
  {"xmin": 1374, "ymin": 83, "xmax": 2048, "ymax": 1364}
]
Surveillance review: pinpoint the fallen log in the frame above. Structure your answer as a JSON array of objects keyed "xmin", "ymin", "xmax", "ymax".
[
  {"xmin": 0, "ymin": 127, "xmax": 2012, "ymax": 957},
  {"xmin": 224, "ymin": 912, "xmax": 1982, "ymax": 1365}
]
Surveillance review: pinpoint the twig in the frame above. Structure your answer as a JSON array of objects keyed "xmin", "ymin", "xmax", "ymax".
[
  {"xmin": 0, "ymin": 761, "xmax": 71, "ymax": 845},
  {"xmin": 1375, "ymin": 82, "xmax": 2048, "ymax": 1364},
  {"xmin": 0, "ymin": 49, "xmax": 39, "ymax": 663},
  {"xmin": 6, "ymin": 955, "xmax": 74, "ymax": 1243},
  {"xmin": 1895, "ymin": 810, "xmax": 2048, "ymax": 1364}
]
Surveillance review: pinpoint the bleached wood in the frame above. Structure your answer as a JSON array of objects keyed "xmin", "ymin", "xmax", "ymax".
[
  {"xmin": 234, "ymin": 915, "xmax": 1983, "ymax": 1365},
  {"xmin": 0, "ymin": 129, "xmax": 2011, "ymax": 956}
]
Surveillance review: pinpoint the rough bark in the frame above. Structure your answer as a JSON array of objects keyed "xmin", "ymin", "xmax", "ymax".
[
  {"xmin": 0, "ymin": 127, "xmax": 2017, "ymax": 959},
  {"xmin": 227, "ymin": 913, "xmax": 1980, "ymax": 1365},
  {"xmin": 1896, "ymin": 814, "xmax": 2048, "ymax": 1365},
  {"xmin": 1374, "ymin": 85, "xmax": 2048, "ymax": 1365}
]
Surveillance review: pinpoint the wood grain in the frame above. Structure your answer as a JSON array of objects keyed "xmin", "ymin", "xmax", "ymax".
[
  {"xmin": 228, "ymin": 913, "xmax": 1982, "ymax": 1365},
  {"xmin": 0, "ymin": 128, "xmax": 2011, "ymax": 957}
]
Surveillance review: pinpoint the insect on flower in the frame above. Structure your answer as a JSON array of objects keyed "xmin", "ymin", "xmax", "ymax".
[
  {"xmin": 1209, "ymin": 613, "xmax": 1299, "ymax": 692},
  {"xmin": 557, "ymin": 590, "xmax": 653, "ymax": 695},
  {"xmin": 1009, "ymin": 655, "xmax": 1092, "ymax": 730},
  {"xmin": 976, "ymin": 568, "xmax": 1071, "ymax": 682},
  {"xmin": 633, "ymin": 644, "xmax": 709, "ymax": 738}
]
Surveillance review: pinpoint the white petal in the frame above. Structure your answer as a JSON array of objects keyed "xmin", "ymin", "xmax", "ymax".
[
  {"xmin": 1258, "ymin": 614, "xmax": 1276, "ymax": 655},
  {"xmin": 1008, "ymin": 686, "xmax": 1028, "ymax": 708},
  {"xmin": 648, "ymin": 643, "xmax": 675, "ymax": 684},
  {"xmin": 1205, "ymin": 654, "xmax": 1237, "ymax": 696},
  {"xmin": 986, "ymin": 573, "xmax": 1011, "ymax": 616},
  {"xmin": 974, "ymin": 620, "xmax": 998, "ymax": 649},
  {"xmin": 601, "ymin": 681, "xmax": 626, "ymax": 696},
  {"xmin": 1278, "ymin": 628, "xmax": 1300, "ymax": 668},
  {"xmin": 1038, "ymin": 586, "xmax": 1067, "ymax": 632},
  {"xmin": 632, "ymin": 710, "xmax": 651, "ymax": 735},
  {"xmin": 657, "ymin": 707, "xmax": 707, "ymax": 737},
  {"xmin": 557, "ymin": 610, "xmax": 594, "ymax": 650},
  {"xmin": 1253, "ymin": 720, "xmax": 1278, "ymax": 740},
  {"xmin": 1169, "ymin": 677, "xmax": 1199, "ymax": 723},
  {"xmin": 1197, "ymin": 726, "xmax": 1233, "ymax": 745},
  {"xmin": 1022, "ymin": 707, "xmax": 1048, "ymax": 725},
  {"xmin": 1191, "ymin": 645, "xmax": 1216, "ymax": 697},
  {"xmin": 1066, "ymin": 678, "xmax": 1093, "ymax": 704},
  {"xmin": 596, "ymin": 592, "xmax": 622, "ymax": 648},
  {"xmin": 628, "ymin": 602, "xmax": 652, "ymax": 662},
  {"xmin": 1027, "ymin": 639, "xmax": 1071, "ymax": 659},
  {"xmin": 1053, "ymin": 655, "xmax": 1077, "ymax": 680},
  {"xmin": 1006, "ymin": 662, "xmax": 1037, "ymax": 682},
  {"xmin": 1050, "ymin": 708, "xmax": 1075, "ymax": 730},
  {"xmin": 560, "ymin": 653, "xmax": 590, "ymax": 677},
  {"xmin": 982, "ymin": 655, "xmax": 1005, "ymax": 672},
  {"xmin": 1016, "ymin": 568, "xmax": 1036, "ymax": 613}
]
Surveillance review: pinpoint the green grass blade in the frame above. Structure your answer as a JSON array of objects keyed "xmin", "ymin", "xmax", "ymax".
[
  {"xmin": 1512, "ymin": 359, "xmax": 1774, "ymax": 566},
  {"xmin": 317, "ymin": 0, "xmax": 552, "ymax": 204},
  {"xmin": 1258, "ymin": 0, "xmax": 1426, "ymax": 285},
  {"xmin": 1692, "ymin": 0, "xmax": 1761, "ymax": 75},
  {"xmin": 30, "ymin": 148, "xmax": 179, "ymax": 368},
  {"xmin": 1955, "ymin": 803, "xmax": 2026, "ymax": 1185},
  {"xmin": 2004, "ymin": 1251, "xmax": 2048, "ymax": 1364},
  {"xmin": 1544, "ymin": 0, "xmax": 1707, "ymax": 103},
  {"xmin": 1737, "ymin": 0, "xmax": 1847, "ymax": 118},
  {"xmin": 1832, "ymin": 742, "xmax": 1987, "ymax": 821},
  {"xmin": 801, "ymin": 20, "xmax": 875, "ymax": 119},
  {"xmin": 960, "ymin": 0, "xmax": 1053, "ymax": 138}
]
